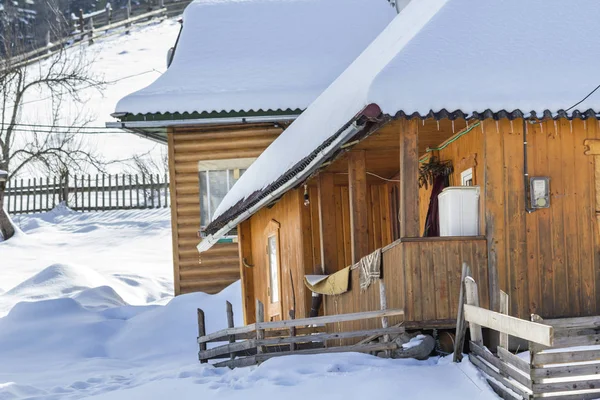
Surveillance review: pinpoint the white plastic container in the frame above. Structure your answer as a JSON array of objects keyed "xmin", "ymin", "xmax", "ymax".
[{"xmin": 438, "ymin": 186, "xmax": 480, "ymax": 236}]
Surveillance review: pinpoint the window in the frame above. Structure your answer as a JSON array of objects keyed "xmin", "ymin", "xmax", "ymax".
[
  {"xmin": 198, "ymin": 158, "xmax": 255, "ymax": 228},
  {"xmin": 267, "ymin": 235, "xmax": 279, "ymax": 303},
  {"xmin": 461, "ymin": 168, "xmax": 474, "ymax": 186}
]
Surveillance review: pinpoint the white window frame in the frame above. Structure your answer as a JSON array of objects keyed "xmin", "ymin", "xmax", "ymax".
[
  {"xmin": 198, "ymin": 158, "xmax": 256, "ymax": 229},
  {"xmin": 461, "ymin": 168, "xmax": 474, "ymax": 186}
]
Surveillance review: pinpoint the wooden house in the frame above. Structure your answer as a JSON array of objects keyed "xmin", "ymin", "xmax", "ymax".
[
  {"xmin": 199, "ymin": 0, "xmax": 600, "ymax": 328},
  {"xmin": 108, "ymin": 0, "xmax": 396, "ymax": 295}
]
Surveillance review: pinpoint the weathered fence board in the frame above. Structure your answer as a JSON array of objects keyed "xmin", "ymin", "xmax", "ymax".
[{"xmin": 4, "ymin": 174, "xmax": 170, "ymax": 214}]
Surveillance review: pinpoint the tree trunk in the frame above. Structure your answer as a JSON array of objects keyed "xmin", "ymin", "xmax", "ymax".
[{"xmin": 0, "ymin": 186, "xmax": 15, "ymax": 241}]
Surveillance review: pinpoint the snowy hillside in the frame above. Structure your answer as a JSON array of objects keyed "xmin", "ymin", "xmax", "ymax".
[
  {"xmin": 0, "ymin": 207, "xmax": 498, "ymax": 399},
  {"xmin": 17, "ymin": 19, "xmax": 182, "ymax": 169}
]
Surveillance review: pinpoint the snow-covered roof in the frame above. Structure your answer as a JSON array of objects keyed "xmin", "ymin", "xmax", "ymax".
[
  {"xmin": 115, "ymin": 0, "xmax": 396, "ymax": 118},
  {"xmin": 199, "ymin": 0, "xmax": 600, "ymax": 250}
]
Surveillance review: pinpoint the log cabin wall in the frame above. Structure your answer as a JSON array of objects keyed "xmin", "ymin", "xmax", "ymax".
[
  {"xmin": 167, "ymin": 124, "xmax": 282, "ymax": 295},
  {"xmin": 418, "ymin": 118, "xmax": 600, "ymax": 319}
]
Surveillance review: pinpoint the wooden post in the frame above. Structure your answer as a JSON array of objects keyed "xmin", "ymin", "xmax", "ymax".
[
  {"xmin": 453, "ymin": 262, "xmax": 471, "ymax": 362},
  {"xmin": 197, "ymin": 308, "xmax": 207, "ymax": 363},
  {"xmin": 95, "ymin": 175, "xmax": 99, "ymax": 211},
  {"xmin": 164, "ymin": 174, "xmax": 168, "ymax": 207},
  {"xmin": 238, "ymin": 220, "xmax": 255, "ymax": 325},
  {"xmin": 26, "ymin": 178, "xmax": 31, "ymax": 213},
  {"xmin": 379, "ymin": 280, "xmax": 391, "ymax": 357},
  {"xmin": 399, "ymin": 118, "xmax": 420, "ymax": 237},
  {"xmin": 156, "ymin": 174, "xmax": 161, "ymax": 208},
  {"xmin": 318, "ymin": 172, "xmax": 338, "ymax": 274},
  {"xmin": 465, "ymin": 276, "xmax": 483, "ymax": 346},
  {"xmin": 226, "ymin": 301, "xmax": 235, "ymax": 360},
  {"xmin": 88, "ymin": 16, "xmax": 94, "ymax": 45},
  {"xmin": 348, "ymin": 150, "xmax": 369, "ymax": 264},
  {"xmin": 150, "ymin": 174, "xmax": 155, "ymax": 208},
  {"xmin": 32, "ymin": 177, "xmax": 36, "ymax": 212},
  {"xmin": 102, "ymin": 175, "xmax": 106, "ymax": 210},
  {"xmin": 87, "ymin": 175, "xmax": 92, "ymax": 212},
  {"xmin": 142, "ymin": 175, "xmax": 147, "ymax": 208},
  {"xmin": 289, "ymin": 310, "xmax": 297, "ymax": 352},
  {"xmin": 129, "ymin": 175, "xmax": 133, "ymax": 209},
  {"xmin": 122, "ymin": 174, "xmax": 126, "ymax": 208},
  {"xmin": 135, "ymin": 175, "xmax": 140, "ymax": 209},
  {"xmin": 256, "ymin": 300, "xmax": 265, "ymax": 354},
  {"xmin": 499, "ymin": 290, "xmax": 509, "ymax": 350}
]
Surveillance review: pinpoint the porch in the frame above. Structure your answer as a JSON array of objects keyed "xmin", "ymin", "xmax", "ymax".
[{"xmin": 323, "ymin": 236, "xmax": 489, "ymax": 331}]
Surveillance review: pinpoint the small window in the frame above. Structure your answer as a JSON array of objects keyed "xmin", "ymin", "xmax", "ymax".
[
  {"xmin": 198, "ymin": 158, "xmax": 255, "ymax": 228},
  {"xmin": 461, "ymin": 168, "xmax": 474, "ymax": 186},
  {"xmin": 267, "ymin": 235, "xmax": 279, "ymax": 303}
]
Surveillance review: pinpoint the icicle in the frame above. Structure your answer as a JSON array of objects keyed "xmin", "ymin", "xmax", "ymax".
[
  {"xmin": 554, "ymin": 120, "xmax": 558, "ymax": 134},
  {"xmin": 422, "ymin": 119, "xmax": 425, "ymax": 126},
  {"xmin": 584, "ymin": 119, "xmax": 587, "ymax": 131},
  {"xmin": 452, "ymin": 120, "xmax": 455, "ymax": 134},
  {"xmin": 510, "ymin": 120, "xmax": 514, "ymax": 133},
  {"xmin": 436, "ymin": 120, "xmax": 440, "ymax": 131},
  {"xmin": 540, "ymin": 122, "xmax": 544, "ymax": 135},
  {"xmin": 570, "ymin": 120, "xmax": 573, "ymax": 134},
  {"xmin": 495, "ymin": 120, "xmax": 499, "ymax": 133},
  {"xmin": 481, "ymin": 122, "xmax": 485, "ymax": 135},
  {"xmin": 466, "ymin": 120, "xmax": 469, "ymax": 128}
]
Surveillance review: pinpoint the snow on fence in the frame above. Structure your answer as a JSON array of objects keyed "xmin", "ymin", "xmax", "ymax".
[
  {"xmin": 4, "ymin": 174, "xmax": 170, "ymax": 214},
  {"xmin": 456, "ymin": 268, "xmax": 600, "ymax": 400},
  {"xmin": 2, "ymin": 0, "xmax": 191, "ymax": 71},
  {"xmin": 197, "ymin": 300, "xmax": 406, "ymax": 369}
]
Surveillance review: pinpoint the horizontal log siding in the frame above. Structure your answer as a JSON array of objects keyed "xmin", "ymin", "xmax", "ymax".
[
  {"xmin": 169, "ymin": 124, "xmax": 282, "ymax": 295},
  {"xmin": 323, "ymin": 237, "xmax": 488, "ymax": 333}
]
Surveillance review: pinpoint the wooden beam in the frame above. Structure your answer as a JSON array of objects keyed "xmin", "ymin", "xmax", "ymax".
[
  {"xmin": 398, "ymin": 119, "xmax": 420, "ymax": 237},
  {"xmin": 348, "ymin": 150, "xmax": 369, "ymax": 264},
  {"xmin": 256, "ymin": 308, "xmax": 404, "ymax": 330},
  {"xmin": 238, "ymin": 220, "xmax": 255, "ymax": 325},
  {"xmin": 463, "ymin": 304, "xmax": 554, "ymax": 346},
  {"xmin": 318, "ymin": 172, "xmax": 338, "ymax": 274},
  {"xmin": 465, "ymin": 277, "xmax": 484, "ymax": 346}
]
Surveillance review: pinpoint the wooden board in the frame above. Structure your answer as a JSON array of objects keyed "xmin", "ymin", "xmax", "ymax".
[{"xmin": 463, "ymin": 304, "xmax": 554, "ymax": 346}]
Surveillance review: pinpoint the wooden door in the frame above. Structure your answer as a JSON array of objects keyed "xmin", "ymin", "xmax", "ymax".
[{"xmin": 265, "ymin": 220, "xmax": 283, "ymax": 320}]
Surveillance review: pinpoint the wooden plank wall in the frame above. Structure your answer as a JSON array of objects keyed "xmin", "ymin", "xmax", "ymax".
[
  {"xmin": 307, "ymin": 182, "xmax": 393, "ymax": 273},
  {"xmin": 484, "ymin": 118, "xmax": 600, "ymax": 319},
  {"xmin": 417, "ymin": 118, "xmax": 600, "ymax": 319},
  {"xmin": 323, "ymin": 237, "xmax": 488, "ymax": 333},
  {"xmin": 168, "ymin": 124, "xmax": 281, "ymax": 295},
  {"xmin": 248, "ymin": 190, "xmax": 313, "ymax": 321}
]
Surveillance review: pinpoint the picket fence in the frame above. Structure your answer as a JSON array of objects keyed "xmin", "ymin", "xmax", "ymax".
[{"xmin": 4, "ymin": 174, "xmax": 170, "ymax": 214}]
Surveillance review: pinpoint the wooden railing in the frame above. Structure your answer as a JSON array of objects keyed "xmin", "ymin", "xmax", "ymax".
[
  {"xmin": 197, "ymin": 300, "xmax": 406, "ymax": 368},
  {"xmin": 4, "ymin": 173, "xmax": 169, "ymax": 214},
  {"xmin": 458, "ymin": 274, "xmax": 600, "ymax": 400},
  {"xmin": 323, "ymin": 236, "xmax": 489, "ymax": 331}
]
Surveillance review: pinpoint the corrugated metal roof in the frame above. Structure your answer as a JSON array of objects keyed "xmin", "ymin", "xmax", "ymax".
[
  {"xmin": 115, "ymin": 0, "xmax": 396, "ymax": 118},
  {"xmin": 201, "ymin": 0, "xmax": 600, "ymax": 245}
]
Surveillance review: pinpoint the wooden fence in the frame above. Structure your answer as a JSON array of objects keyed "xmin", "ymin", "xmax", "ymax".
[
  {"xmin": 457, "ymin": 271, "xmax": 600, "ymax": 400},
  {"xmin": 198, "ymin": 300, "xmax": 406, "ymax": 368},
  {"xmin": 4, "ymin": 174, "xmax": 170, "ymax": 214},
  {"xmin": 2, "ymin": 0, "xmax": 191, "ymax": 71}
]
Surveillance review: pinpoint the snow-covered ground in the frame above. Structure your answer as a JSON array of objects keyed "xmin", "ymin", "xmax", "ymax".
[{"xmin": 0, "ymin": 207, "xmax": 499, "ymax": 399}]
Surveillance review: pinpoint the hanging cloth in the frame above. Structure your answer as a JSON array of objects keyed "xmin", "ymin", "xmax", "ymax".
[{"xmin": 423, "ymin": 174, "xmax": 449, "ymax": 237}]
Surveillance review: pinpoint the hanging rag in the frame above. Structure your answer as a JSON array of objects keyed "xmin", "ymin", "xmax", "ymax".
[
  {"xmin": 303, "ymin": 266, "xmax": 350, "ymax": 296},
  {"xmin": 358, "ymin": 248, "xmax": 382, "ymax": 291}
]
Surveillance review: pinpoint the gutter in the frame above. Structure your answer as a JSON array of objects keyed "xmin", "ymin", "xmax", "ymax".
[
  {"xmin": 197, "ymin": 104, "xmax": 381, "ymax": 253},
  {"xmin": 105, "ymin": 114, "xmax": 299, "ymax": 130}
]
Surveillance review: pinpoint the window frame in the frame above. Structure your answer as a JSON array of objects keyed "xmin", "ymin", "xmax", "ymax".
[{"xmin": 198, "ymin": 158, "xmax": 256, "ymax": 230}]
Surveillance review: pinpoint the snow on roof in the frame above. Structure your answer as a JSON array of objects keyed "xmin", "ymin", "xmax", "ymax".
[
  {"xmin": 115, "ymin": 0, "xmax": 396, "ymax": 117},
  {"xmin": 201, "ymin": 0, "xmax": 600, "ymax": 246}
]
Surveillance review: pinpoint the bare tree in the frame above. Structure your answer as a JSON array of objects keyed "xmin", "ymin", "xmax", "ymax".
[{"xmin": 0, "ymin": 22, "xmax": 106, "ymax": 239}]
